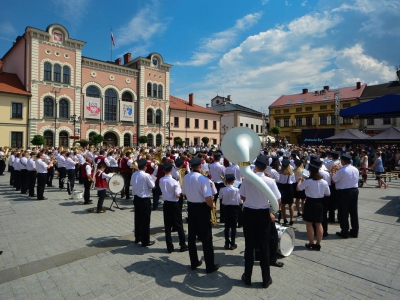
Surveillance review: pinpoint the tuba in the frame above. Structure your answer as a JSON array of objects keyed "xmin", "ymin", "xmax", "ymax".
[{"xmin": 221, "ymin": 127, "xmax": 279, "ymax": 213}]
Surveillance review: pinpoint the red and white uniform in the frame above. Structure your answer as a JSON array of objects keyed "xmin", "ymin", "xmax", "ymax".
[{"xmin": 94, "ymin": 170, "xmax": 113, "ymax": 190}]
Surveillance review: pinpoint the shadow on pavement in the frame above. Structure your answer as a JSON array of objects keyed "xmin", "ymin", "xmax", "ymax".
[{"xmin": 375, "ymin": 197, "xmax": 400, "ymax": 222}]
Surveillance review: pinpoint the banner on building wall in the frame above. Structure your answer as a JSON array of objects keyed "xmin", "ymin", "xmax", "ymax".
[
  {"xmin": 84, "ymin": 97, "xmax": 101, "ymax": 119},
  {"xmin": 120, "ymin": 102, "xmax": 134, "ymax": 122}
]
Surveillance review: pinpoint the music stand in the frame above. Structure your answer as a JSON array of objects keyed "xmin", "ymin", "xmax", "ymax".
[{"xmin": 106, "ymin": 174, "xmax": 125, "ymax": 212}]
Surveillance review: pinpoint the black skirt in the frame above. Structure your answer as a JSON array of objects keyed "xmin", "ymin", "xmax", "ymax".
[
  {"xmin": 278, "ymin": 182, "xmax": 294, "ymax": 204},
  {"xmin": 292, "ymin": 182, "xmax": 306, "ymax": 199},
  {"xmin": 303, "ymin": 197, "xmax": 323, "ymax": 223}
]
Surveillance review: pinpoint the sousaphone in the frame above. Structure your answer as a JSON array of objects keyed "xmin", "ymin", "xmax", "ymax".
[{"xmin": 221, "ymin": 127, "xmax": 279, "ymax": 213}]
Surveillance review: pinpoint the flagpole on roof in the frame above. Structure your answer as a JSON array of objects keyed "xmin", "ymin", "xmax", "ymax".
[{"xmin": 110, "ymin": 27, "xmax": 113, "ymax": 61}]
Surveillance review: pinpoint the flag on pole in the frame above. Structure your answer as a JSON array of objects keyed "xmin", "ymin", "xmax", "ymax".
[{"xmin": 111, "ymin": 31, "xmax": 116, "ymax": 46}]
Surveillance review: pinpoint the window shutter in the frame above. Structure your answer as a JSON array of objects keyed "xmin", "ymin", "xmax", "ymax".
[
  {"xmin": 339, "ymin": 117, "xmax": 343, "ymax": 124},
  {"xmin": 327, "ymin": 116, "xmax": 331, "ymax": 125},
  {"xmin": 318, "ymin": 117, "xmax": 321, "ymax": 125},
  {"xmin": 302, "ymin": 118, "xmax": 306, "ymax": 125},
  {"xmin": 312, "ymin": 118, "xmax": 316, "ymax": 125}
]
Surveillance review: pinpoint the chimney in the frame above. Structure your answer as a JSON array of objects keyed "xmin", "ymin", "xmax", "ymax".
[
  {"xmin": 115, "ymin": 58, "xmax": 121, "ymax": 65},
  {"xmin": 189, "ymin": 93, "xmax": 194, "ymax": 106},
  {"xmin": 323, "ymin": 85, "xmax": 329, "ymax": 91},
  {"xmin": 356, "ymin": 82, "xmax": 361, "ymax": 89},
  {"xmin": 302, "ymin": 88, "xmax": 308, "ymax": 94},
  {"xmin": 123, "ymin": 53, "xmax": 131, "ymax": 64},
  {"xmin": 206, "ymin": 104, "xmax": 209, "ymax": 108}
]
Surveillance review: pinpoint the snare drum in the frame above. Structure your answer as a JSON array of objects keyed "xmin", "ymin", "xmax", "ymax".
[{"xmin": 276, "ymin": 224, "xmax": 295, "ymax": 257}]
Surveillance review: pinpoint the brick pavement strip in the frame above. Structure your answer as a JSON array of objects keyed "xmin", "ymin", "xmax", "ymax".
[{"xmin": 0, "ymin": 175, "xmax": 400, "ymax": 299}]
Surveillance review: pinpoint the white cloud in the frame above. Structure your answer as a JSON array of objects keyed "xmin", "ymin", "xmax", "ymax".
[
  {"xmin": 0, "ymin": 21, "xmax": 17, "ymax": 36},
  {"xmin": 261, "ymin": 0, "xmax": 269, "ymax": 5},
  {"xmin": 175, "ymin": 12, "xmax": 262, "ymax": 66},
  {"xmin": 301, "ymin": 0, "xmax": 308, "ymax": 6},
  {"xmin": 51, "ymin": 0, "xmax": 89, "ymax": 27}
]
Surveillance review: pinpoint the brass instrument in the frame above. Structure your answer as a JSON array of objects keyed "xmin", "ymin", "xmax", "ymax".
[
  {"xmin": 177, "ymin": 167, "xmax": 186, "ymax": 187},
  {"xmin": 330, "ymin": 164, "xmax": 340, "ymax": 177},
  {"xmin": 210, "ymin": 207, "xmax": 218, "ymax": 226},
  {"xmin": 219, "ymin": 174, "xmax": 227, "ymax": 186},
  {"xmin": 124, "ymin": 147, "xmax": 133, "ymax": 154}
]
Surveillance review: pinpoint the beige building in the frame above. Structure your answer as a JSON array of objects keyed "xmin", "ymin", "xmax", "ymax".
[
  {"xmin": 0, "ymin": 65, "xmax": 31, "ymax": 148},
  {"xmin": 169, "ymin": 94, "xmax": 221, "ymax": 146}
]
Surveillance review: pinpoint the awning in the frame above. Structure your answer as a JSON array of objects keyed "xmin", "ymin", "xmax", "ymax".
[
  {"xmin": 324, "ymin": 129, "xmax": 371, "ymax": 144},
  {"xmin": 340, "ymin": 94, "xmax": 400, "ymax": 118},
  {"xmin": 369, "ymin": 126, "xmax": 400, "ymax": 143}
]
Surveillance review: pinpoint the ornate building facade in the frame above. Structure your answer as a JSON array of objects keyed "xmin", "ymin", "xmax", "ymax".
[{"xmin": 1, "ymin": 24, "xmax": 171, "ymax": 147}]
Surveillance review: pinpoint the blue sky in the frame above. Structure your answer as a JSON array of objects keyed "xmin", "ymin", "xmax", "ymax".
[{"xmin": 1, "ymin": 0, "xmax": 399, "ymax": 112}]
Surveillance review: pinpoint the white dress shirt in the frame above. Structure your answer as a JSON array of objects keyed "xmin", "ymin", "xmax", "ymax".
[
  {"xmin": 13, "ymin": 158, "xmax": 21, "ymax": 171},
  {"xmin": 332, "ymin": 164, "xmax": 359, "ymax": 189},
  {"xmin": 35, "ymin": 159, "xmax": 48, "ymax": 173},
  {"xmin": 160, "ymin": 175, "xmax": 181, "ymax": 202},
  {"xmin": 85, "ymin": 164, "xmax": 92, "ymax": 177},
  {"xmin": 276, "ymin": 173, "xmax": 296, "ymax": 184},
  {"xmin": 297, "ymin": 179, "xmax": 330, "ymax": 198},
  {"xmin": 220, "ymin": 185, "xmax": 241, "ymax": 206},
  {"xmin": 65, "ymin": 157, "xmax": 76, "ymax": 170},
  {"xmin": 27, "ymin": 158, "xmax": 36, "ymax": 171},
  {"xmin": 172, "ymin": 167, "xmax": 180, "ymax": 181},
  {"xmin": 225, "ymin": 164, "xmax": 242, "ymax": 183},
  {"xmin": 239, "ymin": 172, "xmax": 281, "ymax": 209},
  {"xmin": 19, "ymin": 157, "xmax": 28, "ymax": 170},
  {"xmin": 130, "ymin": 170, "xmax": 155, "ymax": 198},
  {"xmin": 9, "ymin": 155, "xmax": 15, "ymax": 166},
  {"xmin": 319, "ymin": 169, "xmax": 331, "ymax": 185},
  {"xmin": 182, "ymin": 171, "xmax": 212, "ymax": 203},
  {"xmin": 57, "ymin": 155, "xmax": 66, "ymax": 168},
  {"xmin": 108, "ymin": 156, "xmax": 118, "ymax": 167},
  {"xmin": 209, "ymin": 162, "xmax": 225, "ymax": 183}
]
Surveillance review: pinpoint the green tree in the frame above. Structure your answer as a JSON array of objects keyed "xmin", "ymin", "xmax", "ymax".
[
  {"xmin": 201, "ymin": 136, "xmax": 209, "ymax": 145},
  {"xmin": 174, "ymin": 136, "xmax": 183, "ymax": 146},
  {"xmin": 270, "ymin": 126, "xmax": 281, "ymax": 136},
  {"xmin": 91, "ymin": 134, "xmax": 104, "ymax": 146},
  {"xmin": 76, "ymin": 139, "xmax": 89, "ymax": 148},
  {"xmin": 31, "ymin": 135, "xmax": 45, "ymax": 146},
  {"xmin": 138, "ymin": 135, "xmax": 148, "ymax": 145}
]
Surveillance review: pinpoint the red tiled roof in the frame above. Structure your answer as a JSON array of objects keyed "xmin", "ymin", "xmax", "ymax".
[
  {"xmin": 269, "ymin": 84, "xmax": 366, "ymax": 108},
  {"xmin": 0, "ymin": 72, "xmax": 31, "ymax": 96},
  {"xmin": 170, "ymin": 95, "xmax": 222, "ymax": 115}
]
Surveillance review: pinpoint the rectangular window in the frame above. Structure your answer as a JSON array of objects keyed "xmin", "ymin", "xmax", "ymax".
[
  {"xmin": 246, "ymin": 124, "xmax": 249, "ymax": 127},
  {"xmin": 283, "ymin": 109, "xmax": 289, "ymax": 113},
  {"xmin": 204, "ymin": 120, "xmax": 208, "ymax": 129},
  {"xmin": 256, "ymin": 125, "xmax": 259, "ymax": 133},
  {"xmin": 306, "ymin": 117, "xmax": 312, "ymax": 126},
  {"xmin": 186, "ymin": 118, "xmax": 190, "ymax": 128},
  {"xmin": 11, "ymin": 132, "xmax": 23, "ymax": 148},
  {"xmin": 213, "ymin": 139, "xmax": 217, "ymax": 145},
  {"xmin": 240, "ymin": 123, "xmax": 243, "ymax": 127},
  {"xmin": 185, "ymin": 138, "xmax": 189, "ymax": 145},
  {"xmin": 284, "ymin": 118, "xmax": 290, "ymax": 127},
  {"xmin": 251, "ymin": 124, "xmax": 254, "ymax": 130},
  {"xmin": 213, "ymin": 121, "xmax": 217, "ymax": 130},
  {"xmin": 320, "ymin": 105, "xmax": 327, "ymax": 110},
  {"xmin": 343, "ymin": 103, "xmax": 351, "ymax": 108},
  {"xmin": 296, "ymin": 117, "xmax": 302, "ymax": 126},
  {"xmin": 195, "ymin": 119, "xmax": 199, "ymax": 128},
  {"xmin": 275, "ymin": 110, "xmax": 281, "ymax": 114},
  {"xmin": 296, "ymin": 108, "xmax": 302, "ymax": 112},
  {"xmin": 343, "ymin": 118, "xmax": 352, "ymax": 124},
  {"xmin": 305, "ymin": 107, "xmax": 312, "ymax": 111},
  {"xmin": 260, "ymin": 125, "xmax": 263, "ymax": 133},
  {"xmin": 331, "ymin": 115, "xmax": 337, "ymax": 125},
  {"xmin": 275, "ymin": 120, "xmax": 280, "ymax": 127},
  {"xmin": 12, "ymin": 103, "xmax": 23, "ymax": 118},
  {"xmin": 331, "ymin": 105, "xmax": 335, "ymax": 109},
  {"xmin": 367, "ymin": 118, "xmax": 374, "ymax": 125},
  {"xmin": 320, "ymin": 116, "xmax": 327, "ymax": 125},
  {"xmin": 174, "ymin": 117, "xmax": 179, "ymax": 127},
  {"xmin": 383, "ymin": 118, "xmax": 391, "ymax": 125}
]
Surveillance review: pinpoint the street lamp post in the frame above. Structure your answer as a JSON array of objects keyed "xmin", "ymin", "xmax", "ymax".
[
  {"xmin": 51, "ymin": 87, "xmax": 61, "ymax": 147},
  {"xmin": 70, "ymin": 114, "xmax": 81, "ymax": 139},
  {"xmin": 334, "ymin": 92, "xmax": 342, "ymax": 134}
]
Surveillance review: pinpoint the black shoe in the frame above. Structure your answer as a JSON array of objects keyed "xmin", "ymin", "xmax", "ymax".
[
  {"xmin": 191, "ymin": 261, "xmax": 202, "ymax": 270},
  {"xmin": 120, "ymin": 195, "xmax": 125, "ymax": 199},
  {"xmin": 83, "ymin": 201, "xmax": 93, "ymax": 205},
  {"xmin": 270, "ymin": 261, "xmax": 284, "ymax": 268},
  {"xmin": 142, "ymin": 240, "xmax": 155, "ymax": 247},
  {"xmin": 241, "ymin": 273, "xmax": 252, "ymax": 286},
  {"xmin": 336, "ymin": 231, "xmax": 349, "ymax": 239},
  {"xmin": 16, "ymin": 189, "xmax": 20, "ymax": 191},
  {"xmin": 312, "ymin": 244, "xmax": 321, "ymax": 251},
  {"xmin": 230, "ymin": 244, "xmax": 237, "ymax": 250},
  {"xmin": 29, "ymin": 194, "xmax": 37, "ymax": 197},
  {"xmin": 323, "ymin": 232, "xmax": 329, "ymax": 238},
  {"xmin": 262, "ymin": 278, "xmax": 273, "ymax": 289},
  {"xmin": 206, "ymin": 264, "xmax": 220, "ymax": 274},
  {"xmin": 134, "ymin": 239, "xmax": 141, "ymax": 244},
  {"xmin": 224, "ymin": 244, "xmax": 230, "ymax": 250},
  {"xmin": 38, "ymin": 197, "xmax": 48, "ymax": 200},
  {"xmin": 126, "ymin": 197, "xmax": 132, "ymax": 200},
  {"xmin": 289, "ymin": 220, "xmax": 293, "ymax": 226},
  {"xmin": 171, "ymin": 227, "xmax": 178, "ymax": 232},
  {"xmin": 167, "ymin": 247, "xmax": 174, "ymax": 253},
  {"xmin": 297, "ymin": 212, "xmax": 302, "ymax": 217},
  {"xmin": 349, "ymin": 232, "xmax": 358, "ymax": 238},
  {"xmin": 180, "ymin": 246, "xmax": 189, "ymax": 252},
  {"xmin": 283, "ymin": 220, "xmax": 288, "ymax": 225}
]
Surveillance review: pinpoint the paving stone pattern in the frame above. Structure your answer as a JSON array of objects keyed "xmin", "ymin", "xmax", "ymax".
[{"xmin": 0, "ymin": 173, "xmax": 399, "ymax": 299}]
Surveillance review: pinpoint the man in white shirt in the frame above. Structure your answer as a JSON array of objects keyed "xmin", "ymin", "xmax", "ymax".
[
  {"xmin": 27, "ymin": 152, "xmax": 37, "ymax": 197},
  {"xmin": 8, "ymin": 151, "xmax": 16, "ymax": 186},
  {"xmin": 19, "ymin": 151, "xmax": 29, "ymax": 194},
  {"xmin": 13, "ymin": 153, "xmax": 21, "ymax": 191},
  {"xmin": 65, "ymin": 153, "xmax": 76, "ymax": 191},
  {"xmin": 57, "ymin": 151, "xmax": 67, "ymax": 189},
  {"xmin": 159, "ymin": 161, "xmax": 188, "ymax": 253},
  {"xmin": 35, "ymin": 152, "xmax": 54, "ymax": 200},
  {"xmin": 209, "ymin": 153, "xmax": 226, "ymax": 222},
  {"xmin": 130, "ymin": 159, "xmax": 156, "ymax": 247}
]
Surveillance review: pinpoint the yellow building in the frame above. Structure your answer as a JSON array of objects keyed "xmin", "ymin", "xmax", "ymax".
[
  {"xmin": 269, "ymin": 83, "xmax": 365, "ymax": 145},
  {"xmin": 0, "ymin": 67, "xmax": 31, "ymax": 148}
]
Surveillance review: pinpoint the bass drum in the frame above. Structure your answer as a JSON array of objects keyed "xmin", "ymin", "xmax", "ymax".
[
  {"xmin": 107, "ymin": 174, "xmax": 125, "ymax": 194},
  {"xmin": 276, "ymin": 224, "xmax": 295, "ymax": 257}
]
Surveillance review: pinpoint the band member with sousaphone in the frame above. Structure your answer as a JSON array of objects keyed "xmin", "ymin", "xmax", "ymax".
[
  {"xmin": 94, "ymin": 163, "xmax": 115, "ymax": 213},
  {"xmin": 82, "ymin": 156, "xmax": 94, "ymax": 205}
]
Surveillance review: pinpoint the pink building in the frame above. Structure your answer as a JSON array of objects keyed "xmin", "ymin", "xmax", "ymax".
[{"xmin": 1, "ymin": 24, "xmax": 171, "ymax": 147}]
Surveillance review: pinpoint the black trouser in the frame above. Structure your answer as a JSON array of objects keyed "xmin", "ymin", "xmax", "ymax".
[
  {"xmin": 0, "ymin": 160, "xmax": 5, "ymax": 175},
  {"xmin": 224, "ymin": 205, "xmax": 239, "ymax": 246},
  {"xmin": 243, "ymin": 207, "xmax": 271, "ymax": 283},
  {"xmin": 238, "ymin": 204, "xmax": 243, "ymax": 227},
  {"xmin": 75, "ymin": 164, "xmax": 82, "ymax": 184},
  {"xmin": 67, "ymin": 169, "xmax": 75, "ymax": 190},
  {"xmin": 20, "ymin": 169, "xmax": 29, "ymax": 193},
  {"xmin": 37, "ymin": 173, "xmax": 47, "ymax": 200},
  {"xmin": 9, "ymin": 166, "xmax": 14, "ymax": 185},
  {"xmin": 178, "ymin": 195, "xmax": 184, "ymax": 211},
  {"xmin": 213, "ymin": 182, "xmax": 225, "ymax": 221},
  {"xmin": 152, "ymin": 183, "xmax": 162, "ymax": 210},
  {"xmin": 28, "ymin": 171, "xmax": 37, "ymax": 197},
  {"xmin": 58, "ymin": 167, "xmax": 66, "ymax": 189},
  {"xmin": 47, "ymin": 166, "xmax": 54, "ymax": 187},
  {"xmin": 134, "ymin": 196, "xmax": 152, "ymax": 245},
  {"xmin": 322, "ymin": 195, "xmax": 329, "ymax": 235},
  {"xmin": 328, "ymin": 184, "xmax": 337, "ymax": 222},
  {"xmin": 269, "ymin": 221, "xmax": 279, "ymax": 263},
  {"xmin": 163, "ymin": 200, "xmax": 186, "ymax": 251},
  {"xmin": 97, "ymin": 189, "xmax": 106, "ymax": 212},
  {"xmin": 187, "ymin": 202, "xmax": 215, "ymax": 272},
  {"xmin": 337, "ymin": 188, "xmax": 359, "ymax": 237},
  {"xmin": 14, "ymin": 170, "xmax": 21, "ymax": 190},
  {"xmin": 83, "ymin": 177, "xmax": 91, "ymax": 203},
  {"xmin": 121, "ymin": 172, "xmax": 131, "ymax": 198}
]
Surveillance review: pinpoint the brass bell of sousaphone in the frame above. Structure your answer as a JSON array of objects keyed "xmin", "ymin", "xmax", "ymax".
[{"xmin": 221, "ymin": 127, "xmax": 279, "ymax": 213}]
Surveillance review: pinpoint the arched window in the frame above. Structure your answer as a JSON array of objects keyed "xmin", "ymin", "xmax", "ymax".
[
  {"xmin": 155, "ymin": 109, "xmax": 162, "ymax": 125},
  {"xmin": 147, "ymin": 134, "xmax": 153, "ymax": 147},
  {"xmin": 122, "ymin": 92, "xmax": 133, "ymax": 102},
  {"xmin": 44, "ymin": 62, "xmax": 52, "ymax": 81},
  {"xmin": 158, "ymin": 85, "xmax": 163, "ymax": 99},
  {"xmin": 63, "ymin": 66, "xmax": 70, "ymax": 84},
  {"xmin": 104, "ymin": 89, "xmax": 117, "ymax": 121},
  {"xmin": 54, "ymin": 64, "xmax": 61, "ymax": 82},
  {"xmin": 59, "ymin": 99, "xmax": 69, "ymax": 118},
  {"xmin": 44, "ymin": 98, "xmax": 54, "ymax": 117},
  {"xmin": 156, "ymin": 134, "xmax": 162, "ymax": 146},
  {"xmin": 147, "ymin": 109, "xmax": 153, "ymax": 124},
  {"xmin": 124, "ymin": 133, "xmax": 131, "ymax": 147},
  {"xmin": 59, "ymin": 131, "xmax": 69, "ymax": 147},
  {"xmin": 89, "ymin": 132, "xmax": 96, "ymax": 144},
  {"xmin": 147, "ymin": 83, "xmax": 152, "ymax": 97},
  {"xmin": 86, "ymin": 85, "xmax": 100, "ymax": 98},
  {"xmin": 152, "ymin": 83, "xmax": 157, "ymax": 98},
  {"xmin": 43, "ymin": 131, "xmax": 54, "ymax": 147}
]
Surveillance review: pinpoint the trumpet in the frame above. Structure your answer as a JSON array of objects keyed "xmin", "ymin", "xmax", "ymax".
[{"xmin": 210, "ymin": 207, "xmax": 218, "ymax": 226}]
